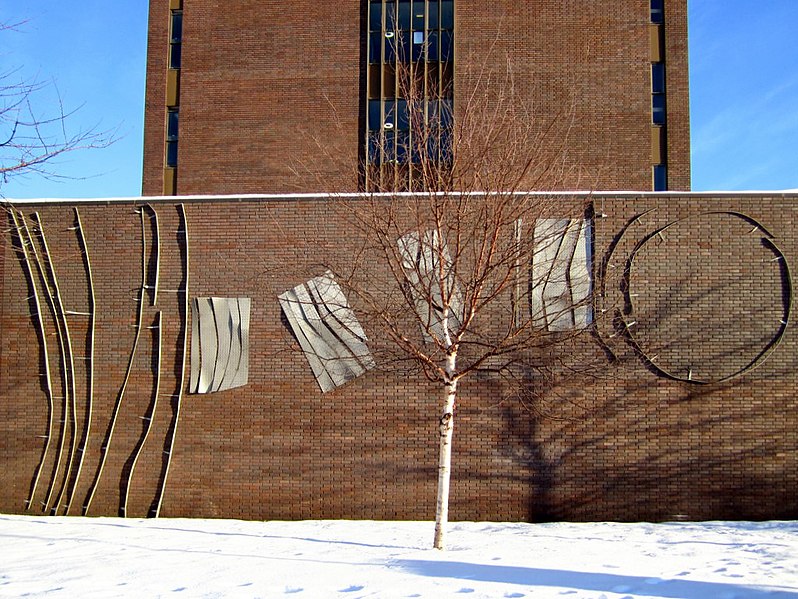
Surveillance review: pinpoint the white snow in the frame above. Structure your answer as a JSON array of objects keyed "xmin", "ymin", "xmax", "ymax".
[{"xmin": 1, "ymin": 516, "xmax": 796, "ymax": 598}]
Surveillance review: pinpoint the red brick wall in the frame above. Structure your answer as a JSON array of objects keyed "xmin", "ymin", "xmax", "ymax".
[
  {"xmin": 1, "ymin": 193, "xmax": 795, "ymax": 522},
  {"xmin": 665, "ymin": 0, "xmax": 690, "ymax": 190},
  {"xmin": 0, "ymin": 214, "xmax": 4, "ymax": 395},
  {"xmin": 142, "ymin": 1, "xmax": 691, "ymax": 195},
  {"xmin": 142, "ymin": 0, "xmax": 169, "ymax": 196}
]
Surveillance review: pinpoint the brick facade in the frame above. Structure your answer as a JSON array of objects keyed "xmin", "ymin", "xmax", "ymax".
[
  {"xmin": 1, "ymin": 192, "xmax": 795, "ymax": 521},
  {"xmin": 142, "ymin": 1, "xmax": 690, "ymax": 196}
]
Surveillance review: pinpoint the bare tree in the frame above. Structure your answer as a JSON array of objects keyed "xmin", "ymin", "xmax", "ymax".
[
  {"xmin": 286, "ymin": 52, "xmax": 598, "ymax": 549},
  {"xmin": 0, "ymin": 21, "xmax": 115, "ymax": 193}
]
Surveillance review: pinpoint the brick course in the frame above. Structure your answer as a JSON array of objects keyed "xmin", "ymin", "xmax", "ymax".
[{"xmin": 1, "ymin": 192, "xmax": 795, "ymax": 522}]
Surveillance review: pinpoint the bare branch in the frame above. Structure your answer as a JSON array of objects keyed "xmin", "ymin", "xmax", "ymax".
[
  {"xmin": 0, "ymin": 22, "xmax": 117, "ymax": 194},
  {"xmin": 282, "ymin": 36, "xmax": 602, "ymax": 549}
]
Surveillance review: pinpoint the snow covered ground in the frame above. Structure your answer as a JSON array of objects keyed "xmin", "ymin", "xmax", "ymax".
[{"xmin": 1, "ymin": 516, "xmax": 797, "ymax": 598}]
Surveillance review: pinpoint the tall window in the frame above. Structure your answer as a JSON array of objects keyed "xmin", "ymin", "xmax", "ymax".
[
  {"xmin": 650, "ymin": 0, "xmax": 664, "ymax": 24},
  {"xmin": 650, "ymin": 0, "xmax": 666, "ymax": 190},
  {"xmin": 365, "ymin": 0, "xmax": 454, "ymax": 191},
  {"xmin": 166, "ymin": 108, "xmax": 179, "ymax": 168},
  {"xmin": 164, "ymin": 3, "xmax": 183, "ymax": 194},
  {"xmin": 169, "ymin": 10, "xmax": 183, "ymax": 69}
]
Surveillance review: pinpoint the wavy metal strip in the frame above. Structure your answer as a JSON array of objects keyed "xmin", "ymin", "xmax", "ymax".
[
  {"xmin": 123, "ymin": 311, "xmax": 162, "ymax": 517},
  {"xmin": 18, "ymin": 213, "xmax": 67, "ymax": 514},
  {"xmin": 146, "ymin": 204, "xmax": 161, "ymax": 307},
  {"xmin": 231, "ymin": 298, "xmax": 250, "ymax": 389},
  {"xmin": 196, "ymin": 298, "xmax": 217, "ymax": 394},
  {"xmin": 33, "ymin": 213, "xmax": 78, "ymax": 516},
  {"xmin": 11, "ymin": 210, "xmax": 55, "ymax": 512},
  {"xmin": 218, "ymin": 299, "xmax": 243, "ymax": 391},
  {"xmin": 83, "ymin": 206, "xmax": 149, "ymax": 515},
  {"xmin": 279, "ymin": 287, "xmax": 336, "ymax": 392},
  {"xmin": 154, "ymin": 203, "xmax": 189, "ymax": 518},
  {"xmin": 211, "ymin": 298, "xmax": 233, "ymax": 392},
  {"xmin": 64, "ymin": 208, "xmax": 96, "ymax": 515}
]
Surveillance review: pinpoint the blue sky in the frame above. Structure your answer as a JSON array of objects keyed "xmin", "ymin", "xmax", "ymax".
[
  {"xmin": 1, "ymin": 1, "xmax": 796, "ymax": 198},
  {"xmin": 689, "ymin": 0, "xmax": 798, "ymax": 190}
]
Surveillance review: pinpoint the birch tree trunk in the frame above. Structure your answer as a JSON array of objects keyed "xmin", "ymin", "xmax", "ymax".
[{"xmin": 433, "ymin": 353, "xmax": 457, "ymax": 550}]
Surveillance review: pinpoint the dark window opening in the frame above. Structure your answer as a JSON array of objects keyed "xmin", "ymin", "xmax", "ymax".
[
  {"xmin": 398, "ymin": 0, "xmax": 411, "ymax": 29},
  {"xmin": 384, "ymin": 130, "xmax": 396, "ymax": 161},
  {"xmin": 440, "ymin": 98, "xmax": 453, "ymax": 128},
  {"xmin": 651, "ymin": 63, "xmax": 665, "ymax": 94},
  {"xmin": 397, "ymin": 31, "xmax": 411, "ymax": 62},
  {"xmin": 441, "ymin": 0, "xmax": 453, "ymax": 29},
  {"xmin": 653, "ymin": 165, "xmax": 667, "ymax": 191},
  {"xmin": 650, "ymin": 0, "xmax": 664, "ymax": 24},
  {"xmin": 412, "ymin": 6, "xmax": 424, "ymax": 30},
  {"xmin": 396, "ymin": 99, "xmax": 409, "ymax": 130},
  {"xmin": 383, "ymin": 63, "xmax": 396, "ymax": 97},
  {"xmin": 169, "ymin": 41, "xmax": 182, "ymax": 69},
  {"xmin": 368, "ymin": 133, "xmax": 381, "ymax": 162},
  {"xmin": 384, "ymin": 99, "xmax": 397, "ymax": 130},
  {"xmin": 397, "ymin": 131, "xmax": 410, "ymax": 163},
  {"xmin": 440, "ymin": 30, "xmax": 453, "ymax": 62},
  {"xmin": 169, "ymin": 10, "xmax": 183, "ymax": 69},
  {"xmin": 652, "ymin": 93, "xmax": 666, "ymax": 125},
  {"xmin": 428, "ymin": 0, "xmax": 440, "ymax": 29},
  {"xmin": 167, "ymin": 108, "xmax": 179, "ymax": 140},
  {"xmin": 428, "ymin": 30, "xmax": 440, "ymax": 61},
  {"xmin": 165, "ymin": 107, "xmax": 179, "ymax": 168},
  {"xmin": 170, "ymin": 11, "xmax": 183, "ymax": 42},
  {"xmin": 370, "ymin": 0, "xmax": 382, "ymax": 30},
  {"xmin": 385, "ymin": 1, "xmax": 397, "ymax": 29},
  {"xmin": 365, "ymin": 0, "xmax": 455, "ymax": 188},
  {"xmin": 368, "ymin": 100, "xmax": 381, "ymax": 131},
  {"xmin": 166, "ymin": 140, "xmax": 178, "ymax": 168},
  {"xmin": 369, "ymin": 33, "xmax": 381, "ymax": 63},
  {"xmin": 384, "ymin": 33, "xmax": 396, "ymax": 63}
]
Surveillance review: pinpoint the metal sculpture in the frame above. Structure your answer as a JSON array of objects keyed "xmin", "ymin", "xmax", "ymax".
[
  {"xmin": 189, "ymin": 297, "xmax": 251, "ymax": 394},
  {"xmin": 530, "ymin": 218, "xmax": 593, "ymax": 331},
  {"xmin": 279, "ymin": 271, "xmax": 374, "ymax": 393}
]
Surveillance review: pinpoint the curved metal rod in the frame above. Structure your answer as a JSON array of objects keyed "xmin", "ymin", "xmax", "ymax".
[
  {"xmin": 154, "ymin": 204, "xmax": 189, "ymax": 518},
  {"xmin": 145, "ymin": 204, "xmax": 161, "ymax": 306},
  {"xmin": 123, "ymin": 311, "xmax": 162, "ymax": 517},
  {"xmin": 596, "ymin": 208, "xmax": 657, "ymax": 299},
  {"xmin": 83, "ymin": 207, "xmax": 148, "ymax": 515},
  {"xmin": 592, "ymin": 207, "xmax": 657, "ymax": 360},
  {"xmin": 623, "ymin": 211, "xmax": 791, "ymax": 385},
  {"xmin": 11, "ymin": 210, "xmax": 55, "ymax": 512},
  {"xmin": 64, "ymin": 208, "xmax": 95, "ymax": 515},
  {"xmin": 34, "ymin": 213, "xmax": 79, "ymax": 516},
  {"xmin": 21, "ymin": 213, "xmax": 70, "ymax": 514}
]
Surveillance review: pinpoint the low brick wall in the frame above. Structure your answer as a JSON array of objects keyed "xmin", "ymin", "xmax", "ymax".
[{"xmin": 1, "ymin": 192, "xmax": 796, "ymax": 521}]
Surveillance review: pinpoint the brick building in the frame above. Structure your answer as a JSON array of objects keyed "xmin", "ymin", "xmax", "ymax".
[
  {"xmin": 1, "ymin": 192, "xmax": 796, "ymax": 521},
  {"xmin": 142, "ymin": 0, "xmax": 690, "ymax": 196},
  {"xmin": 2, "ymin": 3, "xmax": 795, "ymax": 523}
]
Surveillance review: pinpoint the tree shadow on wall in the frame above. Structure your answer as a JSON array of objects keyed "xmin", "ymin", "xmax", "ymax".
[
  {"xmin": 499, "ymin": 210, "xmax": 798, "ymax": 522},
  {"xmin": 500, "ymin": 369, "xmax": 798, "ymax": 523}
]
